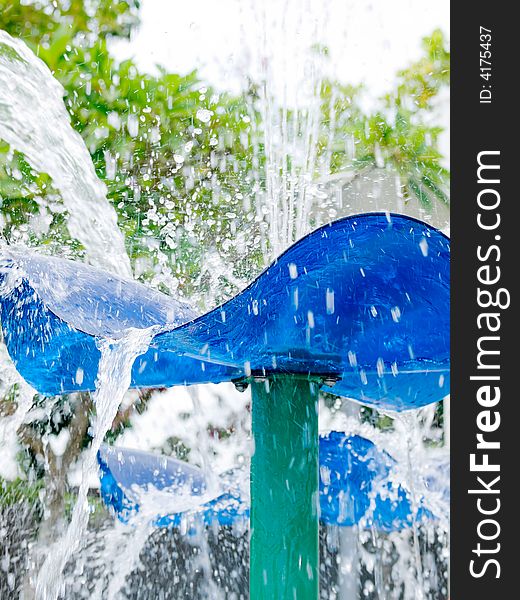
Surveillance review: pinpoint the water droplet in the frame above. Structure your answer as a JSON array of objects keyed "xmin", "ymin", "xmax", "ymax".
[
  {"xmin": 376, "ymin": 358, "xmax": 385, "ymax": 377},
  {"xmin": 127, "ymin": 113, "xmax": 139, "ymax": 137},
  {"xmin": 326, "ymin": 288, "xmax": 335, "ymax": 314},
  {"xmin": 75, "ymin": 367, "xmax": 84, "ymax": 385},
  {"xmin": 391, "ymin": 306, "xmax": 401, "ymax": 322},
  {"xmin": 196, "ymin": 108, "xmax": 213, "ymax": 123}
]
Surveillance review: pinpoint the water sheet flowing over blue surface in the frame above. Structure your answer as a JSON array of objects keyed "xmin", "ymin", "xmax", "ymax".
[
  {"xmin": 0, "ymin": 213, "xmax": 449, "ymax": 410},
  {"xmin": 98, "ymin": 433, "xmax": 443, "ymax": 531}
]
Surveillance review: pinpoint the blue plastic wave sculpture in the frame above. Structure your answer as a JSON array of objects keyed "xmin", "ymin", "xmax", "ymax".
[
  {"xmin": 98, "ymin": 445, "xmax": 247, "ymax": 528},
  {"xmin": 98, "ymin": 433, "xmax": 443, "ymax": 531},
  {"xmin": 0, "ymin": 213, "xmax": 449, "ymax": 410}
]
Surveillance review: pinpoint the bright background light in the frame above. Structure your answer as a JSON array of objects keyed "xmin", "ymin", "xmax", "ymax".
[{"xmin": 111, "ymin": 0, "xmax": 450, "ymax": 97}]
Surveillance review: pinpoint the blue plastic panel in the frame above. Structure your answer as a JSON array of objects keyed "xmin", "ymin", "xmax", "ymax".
[
  {"xmin": 98, "ymin": 445, "xmax": 247, "ymax": 528},
  {"xmin": 319, "ymin": 432, "xmax": 435, "ymax": 530},
  {"xmin": 0, "ymin": 213, "xmax": 449, "ymax": 410},
  {"xmin": 99, "ymin": 434, "xmax": 443, "ymax": 531}
]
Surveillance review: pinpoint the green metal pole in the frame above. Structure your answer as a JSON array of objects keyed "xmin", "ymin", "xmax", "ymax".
[{"xmin": 250, "ymin": 375, "xmax": 320, "ymax": 600}]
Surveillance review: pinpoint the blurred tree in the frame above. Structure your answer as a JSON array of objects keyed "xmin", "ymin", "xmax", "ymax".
[
  {"xmin": 0, "ymin": 0, "xmax": 140, "ymax": 42},
  {"xmin": 319, "ymin": 29, "xmax": 449, "ymax": 207},
  {"xmin": 1, "ymin": 0, "xmax": 256, "ymax": 305},
  {"xmin": 0, "ymin": 5, "xmax": 450, "ymax": 298}
]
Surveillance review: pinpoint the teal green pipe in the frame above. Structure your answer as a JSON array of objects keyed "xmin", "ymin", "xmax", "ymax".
[{"xmin": 250, "ymin": 375, "xmax": 320, "ymax": 599}]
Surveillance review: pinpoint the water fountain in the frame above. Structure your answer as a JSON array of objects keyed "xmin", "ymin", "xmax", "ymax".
[
  {"xmin": 1, "ymin": 211, "xmax": 449, "ymax": 599},
  {"xmin": 0, "ymin": 4, "xmax": 450, "ymax": 598}
]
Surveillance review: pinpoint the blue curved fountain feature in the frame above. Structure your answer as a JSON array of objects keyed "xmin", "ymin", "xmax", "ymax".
[
  {"xmin": 0, "ymin": 213, "xmax": 449, "ymax": 411},
  {"xmin": 98, "ymin": 433, "xmax": 443, "ymax": 532},
  {"xmin": 98, "ymin": 445, "xmax": 247, "ymax": 529},
  {"xmin": 318, "ymin": 432, "xmax": 436, "ymax": 530}
]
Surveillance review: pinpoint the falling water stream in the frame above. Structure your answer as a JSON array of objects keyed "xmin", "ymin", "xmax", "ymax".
[
  {"xmin": 0, "ymin": 3, "xmax": 449, "ymax": 598},
  {"xmin": 34, "ymin": 328, "xmax": 156, "ymax": 600},
  {"xmin": 1, "ymin": 32, "xmax": 140, "ymax": 597},
  {"xmin": 0, "ymin": 344, "xmax": 37, "ymax": 480},
  {"xmin": 242, "ymin": 0, "xmax": 336, "ymax": 259},
  {"xmin": 0, "ymin": 31, "xmax": 131, "ymax": 278}
]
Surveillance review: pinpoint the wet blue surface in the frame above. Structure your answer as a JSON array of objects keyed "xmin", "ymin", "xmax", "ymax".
[
  {"xmin": 0, "ymin": 213, "xmax": 449, "ymax": 410},
  {"xmin": 99, "ymin": 433, "xmax": 439, "ymax": 531}
]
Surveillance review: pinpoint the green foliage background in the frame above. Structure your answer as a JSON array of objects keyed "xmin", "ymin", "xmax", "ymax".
[
  {"xmin": 1, "ymin": 1, "xmax": 449, "ymax": 302},
  {"xmin": 0, "ymin": 0, "xmax": 450, "ymax": 497}
]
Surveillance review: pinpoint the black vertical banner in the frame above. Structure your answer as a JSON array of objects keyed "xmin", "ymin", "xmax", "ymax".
[{"xmin": 451, "ymin": 3, "xmax": 515, "ymax": 598}]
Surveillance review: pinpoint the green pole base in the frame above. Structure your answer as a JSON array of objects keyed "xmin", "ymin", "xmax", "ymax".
[{"xmin": 250, "ymin": 375, "xmax": 320, "ymax": 600}]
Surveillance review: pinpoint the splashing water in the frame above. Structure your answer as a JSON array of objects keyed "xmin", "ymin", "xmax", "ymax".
[
  {"xmin": 97, "ymin": 455, "xmax": 228, "ymax": 600},
  {"xmin": 320, "ymin": 400, "xmax": 449, "ymax": 599},
  {"xmin": 0, "ymin": 1, "xmax": 449, "ymax": 597},
  {"xmin": 241, "ymin": 0, "xmax": 335, "ymax": 259},
  {"xmin": 239, "ymin": 4, "xmax": 450, "ymax": 595},
  {"xmin": 0, "ymin": 31, "xmax": 131, "ymax": 277},
  {"xmin": 34, "ymin": 327, "xmax": 155, "ymax": 600},
  {"xmin": 0, "ymin": 345, "xmax": 37, "ymax": 479},
  {"xmin": 1, "ymin": 36, "xmax": 137, "ymax": 593}
]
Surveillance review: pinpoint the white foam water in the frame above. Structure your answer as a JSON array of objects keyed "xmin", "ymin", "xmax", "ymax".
[
  {"xmin": 34, "ymin": 327, "xmax": 155, "ymax": 600},
  {"xmin": 0, "ymin": 345, "xmax": 37, "ymax": 479},
  {"xmin": 0, "ymin": 31, "xmax": 131, "ymax": 278}
]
